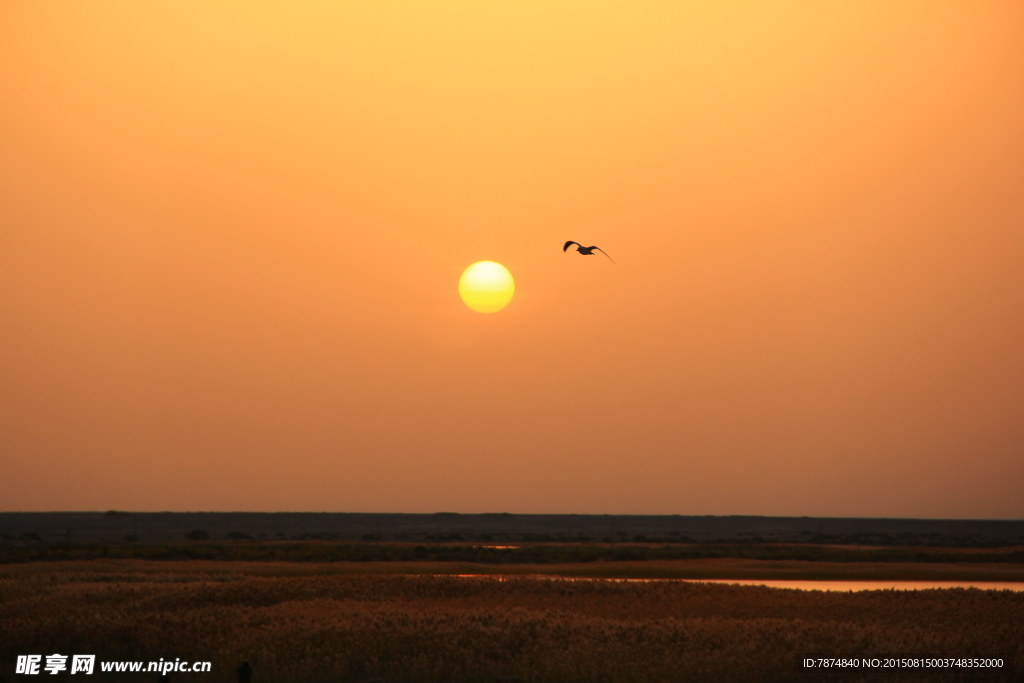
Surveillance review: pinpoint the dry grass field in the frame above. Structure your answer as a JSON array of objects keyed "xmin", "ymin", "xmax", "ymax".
[{"xmin": 1, "ymin": 561, "xmax": 1022, "ymax": 683}]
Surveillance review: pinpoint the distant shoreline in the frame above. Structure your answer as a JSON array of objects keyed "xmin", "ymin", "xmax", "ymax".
[
  {"xmin": 2, "ymin": 555, "xmax": 1023, "ymax": 582},
  {"xmin": 3, "ymin": 512, "xmax": 1023, "ymax": 547}
]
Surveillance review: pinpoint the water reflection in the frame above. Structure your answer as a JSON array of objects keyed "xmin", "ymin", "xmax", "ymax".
[
  {"xmin": 449, "ymin": 575, "xmax": 1024, "ymax": 592},
  {"xmin": 693, "ymin": 579, "xmax": 1024, "ymax": 592}
]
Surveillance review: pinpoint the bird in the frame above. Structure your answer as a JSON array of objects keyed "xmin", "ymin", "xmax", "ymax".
[{"xmin": 563, "ymin": 241, "xmax": 615, "ymax": 264}]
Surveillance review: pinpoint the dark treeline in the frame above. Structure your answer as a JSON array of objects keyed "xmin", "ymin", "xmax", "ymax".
[
  {"xmin": 3, "ymin": 512, "xmax": 1023, "ymax": 548},
  {"xmin": 2, "ymin": 542, "xmax": 1024, "ymax": 565}
]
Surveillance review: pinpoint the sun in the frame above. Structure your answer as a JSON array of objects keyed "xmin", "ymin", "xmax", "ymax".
[{"xmin": 459, "ymin": 261, "xmax": 515, "ymax": 313}]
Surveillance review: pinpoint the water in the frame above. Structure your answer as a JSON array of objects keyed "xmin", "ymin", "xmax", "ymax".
[
  {"xmin": 451, "ymin": 575, "xmax": 1024, "ymax": 592},
  {"xmin": 691, "ymin": 579, "xmax": 1024, "ymax": 592}
]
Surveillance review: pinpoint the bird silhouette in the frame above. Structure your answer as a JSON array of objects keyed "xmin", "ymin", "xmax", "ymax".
[{"xmin": 563, "ymin": 241, "xmax": 615, "ymax": 264}]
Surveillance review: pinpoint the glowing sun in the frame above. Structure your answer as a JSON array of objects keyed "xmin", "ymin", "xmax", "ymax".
[{"xmin": 459, "ymin": 261, "xmax": 515, "ymax": 313}]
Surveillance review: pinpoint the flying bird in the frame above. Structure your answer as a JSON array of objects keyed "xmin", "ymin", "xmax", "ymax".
[{"xmin": 563, "ymin": 241, "xmax": 615, "ymax": 264}]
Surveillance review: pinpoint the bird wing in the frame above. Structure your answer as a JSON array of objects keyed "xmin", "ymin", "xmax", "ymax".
[
  {"xmin": 563, "ymin": 241, "xmax": 580, "ymax": 252},
  {"xmin": 594, "ymin": 247, "xmax": 616, "ymax": 264}
]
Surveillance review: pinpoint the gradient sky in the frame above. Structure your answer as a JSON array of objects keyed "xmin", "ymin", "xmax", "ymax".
[{"xmin": 2, "ymin": 1, "xmax": 1022, "ymax": 518}]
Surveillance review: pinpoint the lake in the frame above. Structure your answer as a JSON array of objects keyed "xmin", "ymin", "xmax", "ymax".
[{"xmin": 453, "ymin": 574, "xmax": 1024, "ymax": 591}]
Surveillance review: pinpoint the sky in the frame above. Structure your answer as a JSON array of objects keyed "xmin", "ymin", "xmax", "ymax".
[{"xmin": 1, "ymin": 1, "xmax": 1022, "ymax": 518}]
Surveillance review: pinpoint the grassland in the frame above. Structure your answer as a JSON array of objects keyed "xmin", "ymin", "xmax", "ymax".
[{"xmin": 1, "ymin": 561, "xmax": 1022, "ymax": 683}]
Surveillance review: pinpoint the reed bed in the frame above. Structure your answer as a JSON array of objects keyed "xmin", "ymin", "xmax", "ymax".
[{"xmin": 1, "ymin": 568, "xmax": 1021, "ymax": 682}]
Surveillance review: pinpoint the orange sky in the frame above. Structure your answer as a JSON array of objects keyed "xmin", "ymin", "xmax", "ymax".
[{"xmin": 1, "ymin": 1, "xmax": 1022, "ymax": 517}]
